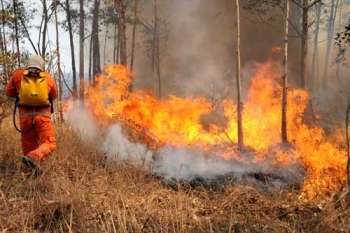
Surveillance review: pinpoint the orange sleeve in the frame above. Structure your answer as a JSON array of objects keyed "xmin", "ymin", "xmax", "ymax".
[
  {"xmin": 47, "ymin": 73, "xmax": 58, "ymax": 100},
  {"xmin": 5, "ymin": 69, "xmax": 24, "ymax": 98}
]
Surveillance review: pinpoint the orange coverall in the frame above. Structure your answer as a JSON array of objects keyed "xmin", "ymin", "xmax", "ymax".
[{"xmin": 6, "ymin": 69, "xmax": 58, "ymax": 161}]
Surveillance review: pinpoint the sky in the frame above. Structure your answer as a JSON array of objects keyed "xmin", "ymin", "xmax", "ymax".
[{"xmin": 22, "ymin": 1, "xmax": 75, "ymax": 73}]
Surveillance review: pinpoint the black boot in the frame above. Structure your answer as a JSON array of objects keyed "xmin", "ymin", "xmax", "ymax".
[{"xmin": 21, "ymin": 155, "xmax": 42, "ymax": 176}]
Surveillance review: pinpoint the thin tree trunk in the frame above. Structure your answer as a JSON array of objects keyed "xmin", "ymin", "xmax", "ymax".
[
  {"xmin": 113, "ymin": 1, "xmax": 118, "ymax": 64},
  {"xmin": 234, "ymin": 0, "xmax": 244, "ymax": 150},
  {"xmin": 116, "ymin": 26, "xmax": 120, "ymax": 64},
  {"xmin": 155, "ymin": 0, "xmax": 161, "ymax": 98},
  {"xmin": 152, "ymin": 0, "xmax": 161, "ymax": 97},
  {"xmin": 116, "ymin": 0, "xmax": 127, "ymax": 65},
  {"xmin": 113, "ymin": 23, "xmax": 117, "ymax": 63},
  {"xmin": 1, "ymin": 0, "xmax": 7, "ymax": 53},
  {"xmin": 103, "ymin": 25, "xmax": 109, "ymax": 66},
  {"xmin": 322, "ymin": 0, "xmax": 340, "ymax": 89},
  {"xmin": 130, "ymin": 0, "xmax": 139, "ymax": 71},
  {"xmin": 41, "ymin": 0, "xmax": 49, "ymax": 57},
  {"xmin": 0, "ymin": 25, "xmax": 6, "ymax": 84},
  {"xmin": 54, "ymin": 1, "xmax": 63, "ymax": 122},
  {"xmin": 0, "ymin": 26, "xmax": 5, "ymax": 72},
  {"xmin": 336, "ymin": 0, "xmax": 344, "ymax": 83},
  {"xmin": 282, "ymin": 0, "xmax": 290, "ymax": 144},
  {"xmin": 66, "ymin": 0, "xmax": 77, "ymax": 96},
  {"xmin": 346, "ymin": 103, "xmax": 350, "ymax": 187},
  {"xmin": 92, "ymin": 0, "xmax": 101, "ymax": 84},
  {"xmin": 311, "ymin": 1, "xmax": 321, "ymax": 90},
  {"xmin": 12, "ymin": 0, "xmax": 20, "ymax": 66},
  {"xmin": 79, "ymin": 0, "xmax": 85, "ymax": 103},
  {"xmin": 152, "ymin": 0, "xmax": 157, "ymax": 95},
  {"xmin": 156, "ymin": 33, "xmax": 161, "ymax": 98},
  {"xmin": 11, "ymin": 23, "xmax": 14, "ymax": 52},
  {"xmin": 37, "ymin": 14, "xmax": 44, "ymax": 52},
  {"xmin": 0, "ymin": 0, "xmax": 8, "ymax": 79},
  {"xmin": 89, "ymin": 35, "xmax": 92, "ymax": 85},
  {"xmin": 300, "ymin": 0, "xmax": 309, "ymax": 89}
]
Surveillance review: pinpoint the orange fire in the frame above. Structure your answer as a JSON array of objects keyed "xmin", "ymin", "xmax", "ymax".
[{"xmin": 74, "ymin": 61, "xmax": 347, "ymax": 199}]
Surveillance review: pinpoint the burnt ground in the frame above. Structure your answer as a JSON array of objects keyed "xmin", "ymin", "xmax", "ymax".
[{"xmin": 0, "ymin": 120, "xmax": 349, "ymax": 233}]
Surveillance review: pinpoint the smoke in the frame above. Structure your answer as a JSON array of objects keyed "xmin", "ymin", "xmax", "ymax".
[
  {"xmin": 153, "ymin": 146, "xmax": 250, "ymax": 181},
  {"xmin": 103, "ymin": 124, "xmax": 153, "ymax": 166},
  {"xmin": 65, "ymin": 104, "xmax": 304, "ymax": 187},
  {"xmin": 65, "ymin": 104, "xmax": 153, "ymax": 165},
  {"xmin": 153, "ymin": 145, "xmax": 304, "ymax": 186},
  {"xmin": 126, "ymin": 0, "xmax": 288, "ymax": 99},
  {"xmin": 158, "ymin": 0, "xmax": 235, "ymax": 98},
  {"xmin": 64, "ymin": 102, "xmax": 99, "ymax": 143}
]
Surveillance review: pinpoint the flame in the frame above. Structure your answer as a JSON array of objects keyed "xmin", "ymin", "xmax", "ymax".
[{"xmin": 71, "ymin": 61, "xmax": 347, "ymax": 199}]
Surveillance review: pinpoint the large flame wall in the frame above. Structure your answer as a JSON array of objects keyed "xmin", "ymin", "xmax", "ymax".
[{"xmin": 78, "ymin": 61, "xmax": 346, "ymax": 199}]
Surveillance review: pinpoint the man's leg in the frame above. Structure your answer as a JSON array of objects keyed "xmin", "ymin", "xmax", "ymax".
[
  {"xmin": 19, "ymin": 115, "xmax": 41, "ymax": 172},
  {"xmin": 20, "ymin": 116, "xmax": 38, "ymax": 156},
  {"xmin": 27, "ymin": 115, "xmax": 56, "ymax": 161}
]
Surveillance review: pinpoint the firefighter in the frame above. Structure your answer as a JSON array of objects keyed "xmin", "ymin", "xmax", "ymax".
[{"xmin": 6, "ymin": 55, "xmax": 57, "ymax": 173}]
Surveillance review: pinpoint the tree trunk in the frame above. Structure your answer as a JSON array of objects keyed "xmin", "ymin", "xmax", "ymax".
[
  {"xmin": 1, "ymin": 0, "xmax": 7, "ymax": 54},
  {"xmin": 151, "ymin": 5, "xmax": 156, "ymax": 77},
  {"xmin": 113, "ymin": 1, "xmax": 118, "ymax": 64},
  {"xmin": 156, "ymin": 30, "xmax": 161, "ymax": 98},
  {"xmin": 336, "ymin": 0, "xmax": 344, "ymax": 83},
  {"xmin": 282, "ymin": 0, "xmax": 290, "ymax": 144},
  {"xmin": 103, "ymin": 25, "xmax": 109, "ymax": 66},
  {"xmin": 116, "ymin": 26, "xmax": 120, "ymax": 64},
  {"xmin": 0, "ymin": 26, "xmax": 5, "ymax": 75},
  {"xmin": 41, "ymin": 0, "xmax": 50, "ymax": 57},
  {"xmin": 0, "ymin": 0, "xmax": 8, "ymax": 79},
  {"xmin": 66, "ymin": 0, "xmax": 77, "ymax": 96},
  {"xmin": 89, "ymin": 36, "xmax": 92, "ymax": 85},
  {"xmin": 152, "ymin": 0, "xmax": 161, "ymax": 97},
  {"xmin": 0, "ymin": 23, "xmax": 6, "ymax": 84},
  {"xmin": 79, "ymin": 0, "xmax": 85, "ymax": 103},
  {"xmin": 54, "ymin": 1, "xmax": 63, "ymax": 122},
  {"xmin": 92, "ymin": 0, "xmax": 101, "ymax": 84},
  {"xmin": 89, "ymin": 35, "xmax": 92, "ymax": 85},
  {"xmin": 113, "ymin": 24, "xmax": 117, "ymax": 63},
  {"xmin": 311, "ymin": 1, "xmax": 321, "ymax": 89},
  {"xmin": 12, "ymin": 0, "xmax": 20, "ymax": 66},
  {"xmin": 130, "ymin": 0, "xmax": 139, "ymax": 71},
  {"xmin": 322, "ymin": 0, "xmax": 340, "ymax": 89},
  {"xmin": 116, "ymin": 0, "xmax": 127, "ymax": 65},
  {"xmin": 346, "ymin": 103, "xmax": 350, "ymax": 187},
  {"xmin": 300, "ymin": 0, "xmax": 309, "ymax": 89},
  {"xmin": 234, "ymin": 0, "xmax": 244, "ymax": 150}
]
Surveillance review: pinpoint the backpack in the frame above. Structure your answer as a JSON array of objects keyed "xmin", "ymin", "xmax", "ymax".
[{"xmin": 18, "ymin": 69, "xmax": 50, "ymax": 107}]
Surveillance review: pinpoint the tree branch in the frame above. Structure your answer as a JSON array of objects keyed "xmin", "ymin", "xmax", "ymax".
[
  {"xmin": 288, "ymin": 18, "xmax": 302, "ymax": 37},
  {"xmin": 18, "ymin": 16, "xmax": 39, "ymax": 54},
  {"xmin": 277, "ymin": 4, "xmax": 302, "ymax": 37},
  {"xmin": 61, "ymin": 69, "xmax": 74, "ymax": 95},
  {"xmin": 307, "ymin": 0, "xmax": 322, "ymax": 9}
]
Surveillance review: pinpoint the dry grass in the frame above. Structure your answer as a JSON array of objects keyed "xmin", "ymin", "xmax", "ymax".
[{"xmin": 0, "ymin": 118, "xmax": 350, "ymax": 233}]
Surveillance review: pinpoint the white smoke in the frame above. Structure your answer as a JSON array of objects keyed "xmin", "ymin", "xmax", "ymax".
[
  {"xmin": 64, "ymin": 102, "xmax": 99, "ymax": 142},
  {"xmin": 65, "ymin": 104, "xmax": 304, "ymax": 186},
  {"xmin": 152, "ymin": 145, "xmax": 303, "ymax": 186},
  {"xmin": 103, "ymin": 124, "xmax": 153, "ymax": 167},
  {"xmin": 152, "ymin": 146, "xmax": 250, "ymax": 181}
]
